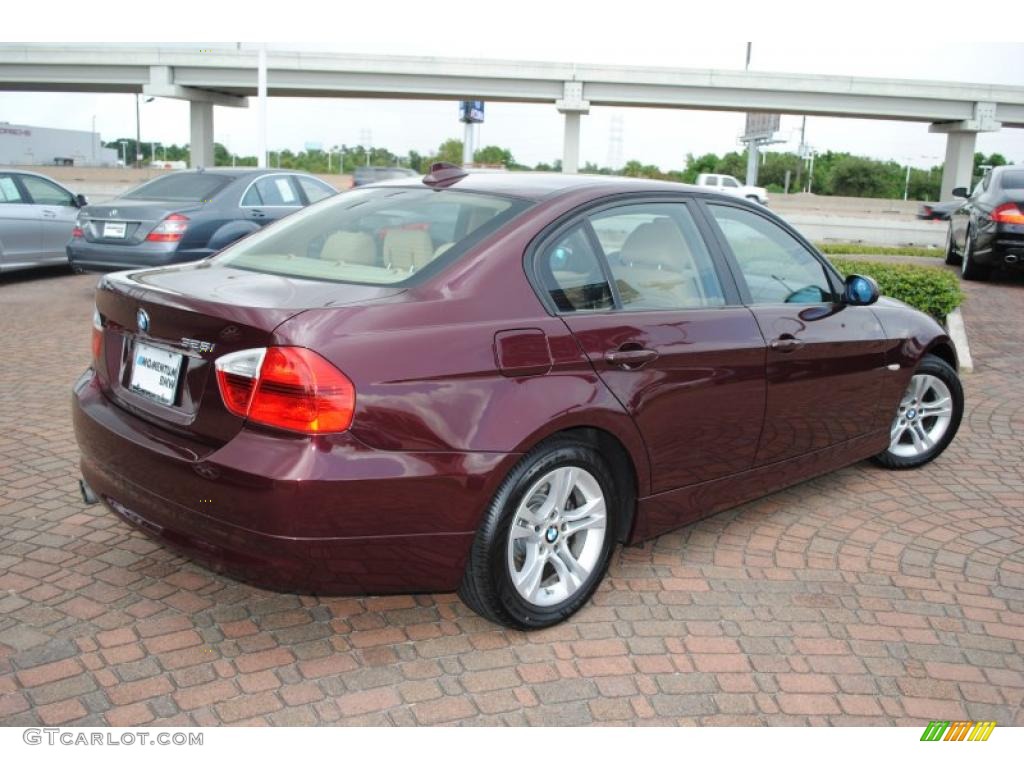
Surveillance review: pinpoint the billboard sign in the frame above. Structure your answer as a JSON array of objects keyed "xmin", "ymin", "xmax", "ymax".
[
  {"xmin": 743, "ymin": 112, "xmax": 780, "ymax": 140},
  {"xmin": 460, "ymin": 101, "xmax": 485, "ymax": 124}
]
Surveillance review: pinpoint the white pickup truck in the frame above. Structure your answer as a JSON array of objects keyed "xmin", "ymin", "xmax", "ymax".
[{"xmin": 695, "ymin": 173, "xmax": 768, "ymax": 205}]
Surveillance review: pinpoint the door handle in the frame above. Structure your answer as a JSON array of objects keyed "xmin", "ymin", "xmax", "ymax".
[
  {"xmin": 769, "ymin": 335, "xmax": 805, "ymax": 353},
  {"xmin": 604, "ymin": 347, "xmax": 659, "ymax": 369},
  {"xmin": 42, "ymin": 209, "xmax": 57, "ymax": 218},
  {"xmin": 249, "ymin": 210, "xmax": 266, "ymax": 218}
]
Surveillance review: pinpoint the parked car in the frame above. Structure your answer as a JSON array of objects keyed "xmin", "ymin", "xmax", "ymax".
[
  {"xmin": 695, "ymin": 172, "xmax": 768, "ymax": 204},
  {"xmin": 917, "ymin": 200, "xmax": 961, "ymax": 221},
  {"xmin": 945, "ymin": 165, "xmax": 1024, "ymax": 280},
  {"xmin": 74, "ymin": 166, "xmax": 963, "ymax": 628},
  {"xmin": 351, "ymin": 166, "xmax": 419, "ymax": 187},
  {"xmin": 67, "ymin": 169, "xmax": 337, "ymax": 272},
  {"xmin": 0, "ymin": 168, "xmax": 86, "ymax": 273}
]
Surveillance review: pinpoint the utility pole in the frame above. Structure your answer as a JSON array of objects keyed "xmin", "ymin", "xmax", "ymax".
[
  {"xmin": 119, "ymin": 140, "xmax": 129, "ymax": 167},
  {"xmin": 255, "ymin": 44, "xmax": 268, "ymax": 168},
  {"xmin": 135, "ymin": 94, "xmax": 141, "ymax": 168}
]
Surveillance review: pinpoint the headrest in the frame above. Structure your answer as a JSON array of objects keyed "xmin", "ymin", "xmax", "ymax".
[
  {"xmin": 321, "ymin": 231, "xmax": 377, "ymax": 266},
  {"xmin": 620, "ymin": 217, "xmax": 684, "ymax": 271},
  {"xmin": 383, "ymin": 229, "xmax": 434, "ymax": 272}
]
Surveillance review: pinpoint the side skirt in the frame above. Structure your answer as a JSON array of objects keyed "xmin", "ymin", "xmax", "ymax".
[{"xmin": 631, "ymin": 429, "xmax": 890, "ymax": 542}]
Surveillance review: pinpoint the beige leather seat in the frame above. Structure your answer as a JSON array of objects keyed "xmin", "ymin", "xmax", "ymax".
[
  {"xmin": 616, "ymin": 218, "xmax": 701, "ymax": 308},
  {"xmin": 320, "ymin": 231, "xmax": 378, "ymax": 266},
  {"xmin": 383, "ymin": 229, "xmax": 434, "ymax": 273}
]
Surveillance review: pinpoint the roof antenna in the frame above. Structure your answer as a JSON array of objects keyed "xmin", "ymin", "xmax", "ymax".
[{"xmin": 423, "ymin": 162, "xmax": 468, "ymax": 187}]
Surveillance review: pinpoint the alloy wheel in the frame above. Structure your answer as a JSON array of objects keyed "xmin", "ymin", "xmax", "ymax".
[
  {"xmin": 888, "ymin": 374, "xmax": 954, "ymax": 458},
  {"xmin": 506, "ymin": 466, "xmax": 607, "ymax": 607}
]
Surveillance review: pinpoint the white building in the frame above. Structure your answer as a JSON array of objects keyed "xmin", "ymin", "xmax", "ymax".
[{"xmin": 0, "ymin": 122, "xmax": 119, "ymax": 166}]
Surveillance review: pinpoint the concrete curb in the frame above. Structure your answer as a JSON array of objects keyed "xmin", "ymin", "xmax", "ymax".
[{"xmin": 947, "ymin": 306, "xmax": 974, "ymax": 374}]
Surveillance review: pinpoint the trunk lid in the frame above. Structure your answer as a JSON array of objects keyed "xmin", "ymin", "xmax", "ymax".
[
  {"xmin": 93, "ymin": 262, "xmax": 402, "ymax": 446},
  {"xmin": 80, "ymin": 200, "xmax": 201, "ymax": 246}
]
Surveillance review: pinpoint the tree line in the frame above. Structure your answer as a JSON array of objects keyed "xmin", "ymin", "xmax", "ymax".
[{"xmin": 105, "ymin": 137, "xmax": 1009, "ymax": 201}]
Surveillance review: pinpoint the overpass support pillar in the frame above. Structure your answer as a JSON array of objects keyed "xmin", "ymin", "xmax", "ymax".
[
  {"xmin": 189, "ymin": 101, "xmax": 215, "ymax": 169},
  {"xmin": 930, "ymin": 102, "xmax": 1001, "ymax": 200},
  {"xmin": 557, "ymin": 82, "xmax": 590, "ymax": 174}
]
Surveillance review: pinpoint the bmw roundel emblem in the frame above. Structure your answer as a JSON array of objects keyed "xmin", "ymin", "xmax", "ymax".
[{"xmin": 137, "ymin": 308, "xmax": 150, "ymax": 333}]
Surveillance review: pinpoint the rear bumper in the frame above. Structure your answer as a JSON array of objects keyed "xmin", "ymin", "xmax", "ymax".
[
  {"xmin": 973, "ymin": 224, "xmax": 1024, "ymax": 267},
  {"xmin": 72, "ymin": 368, "xmax": 516, "ymax": 594},
  {"xmin": 67, "ymin": 240, "xmax": 213, "ymax": 271}
]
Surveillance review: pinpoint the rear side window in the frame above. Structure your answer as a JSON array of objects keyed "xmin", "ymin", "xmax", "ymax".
[
  {"xmin": 590, "ymin": 203, "xmax": 725, "ymax": 310},
  {"xmin": 124, "ymin": 173, "xmax": 233, "ymax": 201},
  {"xmin": 0, "ymin": 175, "xmax": 23, "ymax": 203},
  {"xmin": 539, "ymin": 226, "xmax": 613, "ymax": 312},
  {"xmin": 213, "ymin": 187, "xmax": 529, "ymax": 285},
  {"xmin": 243, "ymin": 176, "xmax": 300, "ymax": 206},
  {"xmin": 1001, "ymin": 171, "xmax": 1024, "ymax": 190},
  {"xmin": 297, "ymin": 176, "xmax": 335, "ymax": 203}
]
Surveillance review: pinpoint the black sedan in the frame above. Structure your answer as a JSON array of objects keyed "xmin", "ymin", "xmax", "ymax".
[
  {"xmin": 67, "ymin": 169, "xmax": 337, "ymax": 272},
  {"xmin": 945, "ymin": 165, "xmax": 1024, "ymax": 280},
  {"xmin": 917, "ymin": 200, "xmax": 960, "ymax": 221}
]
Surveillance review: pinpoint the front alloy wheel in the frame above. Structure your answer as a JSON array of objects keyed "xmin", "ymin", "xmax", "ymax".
[{"xmin": 873, "ymin": 353, "xmax": 963, "ymax": 469}]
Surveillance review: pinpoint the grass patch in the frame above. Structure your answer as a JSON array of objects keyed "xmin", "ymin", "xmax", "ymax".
[
  {"xmin": 816, "ymin": 243, "xmax": 942, "ymax": 258},
  {"xmin": 829, "ymin": 257, "xmax": 963, "ymax": 320}
]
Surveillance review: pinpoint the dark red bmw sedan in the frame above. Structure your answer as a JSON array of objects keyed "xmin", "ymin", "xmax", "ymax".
[{"xmin": 73, "ymin": 165, "xmax": 963, "ymax": 628}]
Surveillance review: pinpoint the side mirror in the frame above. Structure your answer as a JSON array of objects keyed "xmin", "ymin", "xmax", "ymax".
[
  {"xmin": 74, "ymin": 193, "xmax": 88, "ymax": 208},
  {"xmin": 951, "ymin": 186, "xmax": 968, "ymax": 199},
  {"xmin": 844, "ymin": 274, "xmax": 879, "ymax": 306}
]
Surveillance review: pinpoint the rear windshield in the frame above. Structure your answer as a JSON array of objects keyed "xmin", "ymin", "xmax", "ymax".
[
  {"xmin": 212, "ymin": 187, "xmax": 530, "ymax": 285},
  {"xmin": 123, "ymin": 173, "xmax": 234, "ymax": 201},
  {"xmin": 1001, "ymin": 171, "xmax": 1024, "ymax": 190}
]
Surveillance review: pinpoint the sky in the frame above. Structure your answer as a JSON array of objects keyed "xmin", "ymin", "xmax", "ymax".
[{"xmin": 1, "ymin": 34, "xmax": 1022, "ymax": 171}]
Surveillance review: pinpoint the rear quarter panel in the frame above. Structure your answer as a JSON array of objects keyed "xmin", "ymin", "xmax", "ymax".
[{"xmin": 272, "ymin": 193, "xmax": 654, "ymax": 496}]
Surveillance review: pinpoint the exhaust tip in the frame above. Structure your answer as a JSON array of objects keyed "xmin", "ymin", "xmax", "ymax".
[
  {"xmin": 1005, "ymin": 254, "xmax": 1020, "ymax": 264},
  {"xmin": 79, "ymin": 478, "xmax": 99, "ymax": 506}
]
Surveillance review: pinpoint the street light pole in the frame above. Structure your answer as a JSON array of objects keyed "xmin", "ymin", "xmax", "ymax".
[{"xmin": 135, "ymin": 94, "xmax": 141, "ymax": 168}]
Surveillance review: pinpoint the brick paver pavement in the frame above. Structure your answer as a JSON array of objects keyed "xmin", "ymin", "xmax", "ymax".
[{"xmin": 1, "ymin": 265, "xmax": 1022, "ymax": 727}]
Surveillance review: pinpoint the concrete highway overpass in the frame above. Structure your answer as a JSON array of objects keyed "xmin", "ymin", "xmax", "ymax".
[{"xmin": 2, "ymin": 44, "xmax": 1022, "ymax": 196}]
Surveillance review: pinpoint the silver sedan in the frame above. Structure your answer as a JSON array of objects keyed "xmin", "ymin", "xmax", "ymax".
[{"xmin": 0, "ymin": 169, "xmax": 85, "ymax": 273}]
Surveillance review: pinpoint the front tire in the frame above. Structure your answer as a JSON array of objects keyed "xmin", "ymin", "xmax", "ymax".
[
  {"xmin": 872, "ymin": 353, "xmax": 963, "ymax": 469},
  {"xmin": 944, "ymin": 223, "xmax": 961, "ymax": 266},
  {"xmin": 458, "ymin": 438, "xmax": 619, "ymax": 629}
]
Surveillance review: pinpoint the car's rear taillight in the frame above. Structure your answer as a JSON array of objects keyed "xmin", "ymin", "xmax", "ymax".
[
  {"xmin": 91, "ymin": 308, "xmax": 103, "ymax": 362},
  {"xmin": 146, "ymin": 213, "xmax": 189, "ymax": 242},
  {"xmin": 72, "ymin": 226, "xmax": 84, "ymax": 239},
  {"xmin": 214, "ymin": 347, "xmax": 355, "ymax": 433},
  {"xmin": 992, "ymin": 203, "xmax": 1024, "ymax": 225}
]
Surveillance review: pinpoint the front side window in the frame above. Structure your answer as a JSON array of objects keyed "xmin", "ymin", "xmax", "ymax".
[
  {"xmin": 539, "ymin": 225, "xmax": 613, "ymax": 312},
  {"xmin": 590, "ymin": 203, "xmax": 725, "ymax": 310},
  {"xmin": 21, "ymin": 175, "xmax": 73, "ymax": 205},
  {"xmin": 721, "ymin": 176, "xmax": 739, "ymax": 188},
  {"xmin": 709, "ymin": 204, "xmax": 834, "ymax": 304},
  {"xmin": 0, "ymin": 174, "xmax": 24, "ymax": 203},
  {"xmin": 214, "ymin": 187, "xmax": 528, "ymax": 285}
]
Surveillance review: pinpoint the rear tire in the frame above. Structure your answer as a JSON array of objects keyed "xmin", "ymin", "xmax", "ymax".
[
  {"xmin": 872, "ymin": 353, "xmax": 963, "ymax": 470},
  {"xmin": 961, "ymin": 229, "xmax": 990, "ymax": 281},
  {"xmin": 458, "ymin": 438, "xmax": 619, "ymax": 629}
]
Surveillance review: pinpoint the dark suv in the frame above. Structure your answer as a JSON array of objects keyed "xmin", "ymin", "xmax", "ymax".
[{"xmin": 67, "ymin": 169, "xmax": 337, "ymax": 272}]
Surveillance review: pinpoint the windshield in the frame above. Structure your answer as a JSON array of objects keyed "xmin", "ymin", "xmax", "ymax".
[
  {"xmin": 212, "ymin": 187, "xmax": 530, "ymax": 285},
  {"xmin": 123, "ymin": 173, "xmax": 235, "ymax": 201}
]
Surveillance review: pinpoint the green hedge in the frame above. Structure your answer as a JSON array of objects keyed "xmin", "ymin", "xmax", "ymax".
[
  {"xmin": 829, "ymin": 257, "xmax": 964, "ymax": 320},
  {"xmin": 816, "ymin": 243, "xmax": 942, "ymax": 258}
]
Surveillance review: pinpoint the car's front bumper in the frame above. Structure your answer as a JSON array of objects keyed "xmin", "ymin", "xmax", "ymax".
[{"xmin": 72, "ymin": 369, "xmax": 517, "ymax": 594}]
